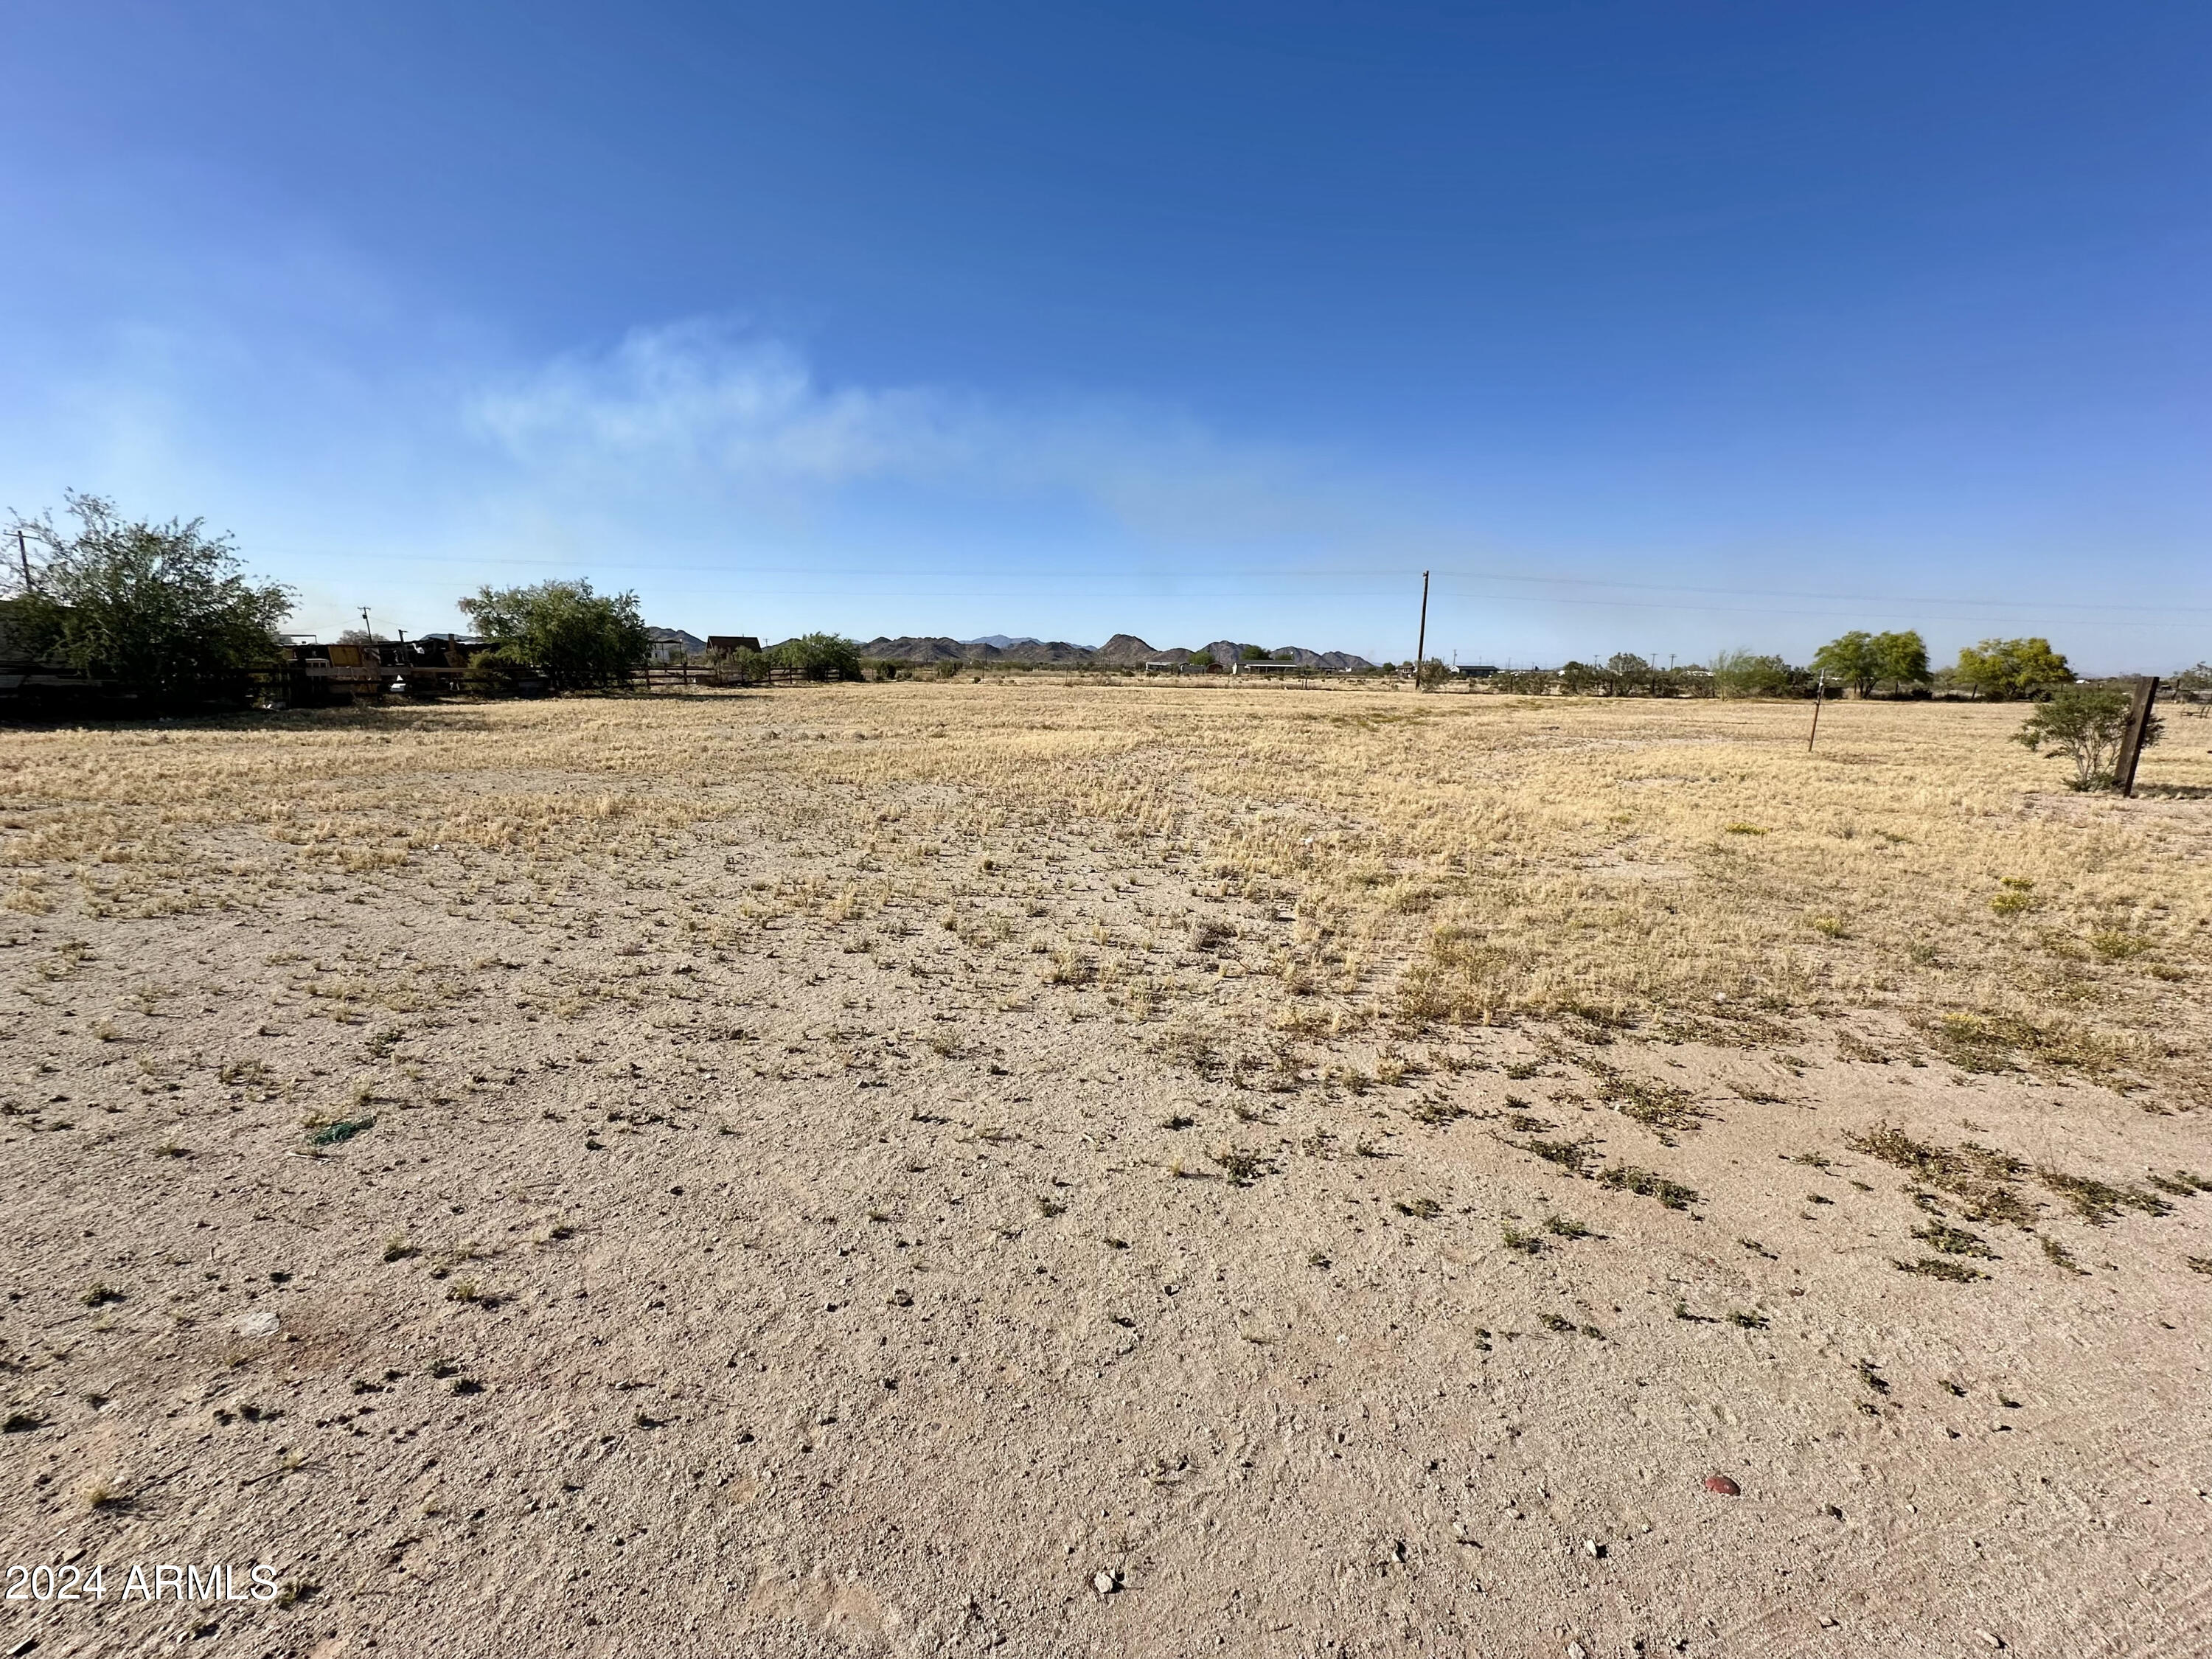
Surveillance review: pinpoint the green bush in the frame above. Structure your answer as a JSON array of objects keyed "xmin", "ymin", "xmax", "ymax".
[
  {"xmin": 1811, "ymin": 630, "xmax": 1929, "ymax": 697},
  {"xmin": 2016, "ymin": 684, "xmax": 2160, "ymax": 790},
  {"xmin": 461, "ymin": 645, "xmax": 535, "ymax": 698},
  {"xmin": 1710, "ymin": 650, "xmax": 1795, "ymax": 698},
  {"xmin": 1957, "ymin": 637, "xmax": 2073, "ymax": 701},
  {"xmin": 457, "ymin": 579, "xmax": 650, "ymax": 690},
  {"xmin": 4, "ymin": 492, "xmax": 291, "ymax": 706}
]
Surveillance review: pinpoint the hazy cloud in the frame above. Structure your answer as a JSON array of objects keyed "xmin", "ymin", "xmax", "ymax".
[{"xmin": 467, "ymin": 319, "xmax": 1357, "ymax": 546}]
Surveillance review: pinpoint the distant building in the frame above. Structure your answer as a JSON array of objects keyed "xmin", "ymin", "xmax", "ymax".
[{"xmin": 644, "ymin": 627, "xmax": 706, "ymax": 664}]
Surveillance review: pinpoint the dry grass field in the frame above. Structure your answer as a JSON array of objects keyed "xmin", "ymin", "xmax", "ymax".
[{"xmin": 3, "ymin": 681, "xmax": 2210, "ymax": 1658}]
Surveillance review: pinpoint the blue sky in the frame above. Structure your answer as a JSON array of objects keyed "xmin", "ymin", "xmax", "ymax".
[{"xmin": 3, "ymin": 1, "xmax": 2206, "ymax": 668}]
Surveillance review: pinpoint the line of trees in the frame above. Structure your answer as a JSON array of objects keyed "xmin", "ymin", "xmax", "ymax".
[
  {"xmin": 1483, "ymin": 632, "xmax": 2106, "ymax": 702},
  {"xmin": 6, "ymin": 495, "xmax": 2203, "ymax": 717},
  {"xmin": 0, "ymin": 495, "xmax": 874, "ymax": 705}
]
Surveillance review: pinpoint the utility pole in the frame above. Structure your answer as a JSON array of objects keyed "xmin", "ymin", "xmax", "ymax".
[
  {"xmin": 1413, "ymin": 570, "xmax": 1430, "ymax": 691},
  {"xmin": 1808, "ymin": 670, "xmax": 1826, "ymax": 751},
  {"xmin": 2116, "ymin": 676, "xmax": 2160, "ymax": 798},
  {"xmin": 360, "ymin": 607, "xmax": 373, "ymax": 640},
  {"xmin": 15, "ymin": 528, "xmax": 32, "ymax": 594}
]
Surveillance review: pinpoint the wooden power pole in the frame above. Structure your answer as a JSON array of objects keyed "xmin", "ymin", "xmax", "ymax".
[
  {"xmin": 1413, "ymin": 570, "xmax": 1430, "ymax": 690},
  {"xmin": 2115, "ymin": 675, "xmax": 2160, "ymax": 798}
]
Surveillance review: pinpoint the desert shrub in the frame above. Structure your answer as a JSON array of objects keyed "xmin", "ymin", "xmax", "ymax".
[
  {"xmin": 4, "ymin": 492, "xmax": 291, "ymax": 705},
  {"xmin": 458, "ymin": 579, "xmax": 650, "ymax": 689},
  {"xmin": 462, "ymin": 646, "xmax": 535, "ymax": 698},
  {"xmin": 1955, "ymin": 637, "xmax": 2073, "ymax": 701},
  {"xmin": 1710, "ymin": 650, "xmax": 1794, "ymax": 698},
  {"xmin": 771, "ymin": 633, "xmax": 863, "ymax": 681},
  {"xmin": 705, "ymin": 642, "xmax": 768, "ymax": 682},
  {"xmin": 2016, "ymin": 684, "xmax": 2160, "ymax": 790},
  {"xmin": 2171, "ymin": 661, "xmax": 2211, "ymax": 714}
]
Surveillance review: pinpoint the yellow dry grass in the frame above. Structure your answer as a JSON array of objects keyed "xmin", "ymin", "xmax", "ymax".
[{"xmin": 4, "ymin": 682, "xmax": 2207, "ymax": 1090}]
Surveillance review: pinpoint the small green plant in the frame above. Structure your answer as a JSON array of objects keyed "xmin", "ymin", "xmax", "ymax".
[
  {"xmin": 1500, "ymin": 1225, "xmax": 1542, "ymax": 1254},
  {"xmin": 307, "ymin": 1115, "xmax": 375, "ymax": 1147},
  {"xmin": 381, "ymin": 1236, "xmax": 417, "ymax": 1262},
  {"xmin": 2015, "ymin": 684, "xmax": 2160, "ymax": 791},
  {"xmin": 1543, "ymin": 1215, "xmax": 1590, "ymax": 1239},
  {"xmin": 1722, "ymin": 823, "xmax": 1767, "ymax": 836},
  {"xmin": 1727, "ymin": 1310, "xmax": 1768, "ymax": 1329},
  {"xmin": 1393, "ymin": 1197, "xmax": 1442, "ymax": 1221},
  {"xmin": 80, "ymin": 1281, "xmax": 124, "ymax": 1308},
  {"xmin": 2089, "ymin": 930, "xmax": 2153, "ymax": 961}
]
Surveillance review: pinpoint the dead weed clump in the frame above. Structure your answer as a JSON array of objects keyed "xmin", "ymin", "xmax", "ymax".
[
  {"xmin": 1521, "ymin": 1137, "xmax": 1599, "ymax": 1175},
  {"xmin": 1893, "ymin": 1256, "xmax": 1987, "ymax": 1283},
  {"xmin": 2037, "ymin": 1168, "xmax": 2172, "ymax": 1226},
  {"xmin": 1846, "ymin": 1123, "xmax": 2038, "ymax": 1228},
  {"xmin": 1596, "ymin": 1165, "xmax": 1697, "ymax": 1210},
  {"xmin": 1580, "ymin": 1056, "xmax": 1708, "ymax": 1143},
  {"xmin": 1916, "ymin": 1010, "xmax": 2126, "ymax": 1082},
  {"xmin": 1210, "ymin": 1144, "xmax": 1276, "ymax": 1187}
]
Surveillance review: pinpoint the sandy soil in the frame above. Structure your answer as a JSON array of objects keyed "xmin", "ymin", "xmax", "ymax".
[{"xmin": 2, "ymin": 686, "xmax": 2209, "ymax": 1658}]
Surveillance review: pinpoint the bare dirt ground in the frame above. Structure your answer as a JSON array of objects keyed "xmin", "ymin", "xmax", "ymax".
[{"xmin": 3, "ymin": 683, "xmax": 2210, "ymax": 1658}]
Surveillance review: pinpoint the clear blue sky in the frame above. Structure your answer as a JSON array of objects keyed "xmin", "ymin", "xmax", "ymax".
[{"xmin": 3, "ymin": 1, "xmax": 2205, "ymax": 668}]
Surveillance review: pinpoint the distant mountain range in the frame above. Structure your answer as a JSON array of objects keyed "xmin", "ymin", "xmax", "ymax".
[{"xmin": 859, "ymin": 633, "xmax": 1375, "ymax": 671}]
